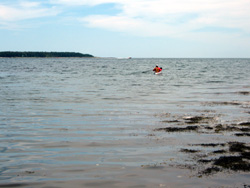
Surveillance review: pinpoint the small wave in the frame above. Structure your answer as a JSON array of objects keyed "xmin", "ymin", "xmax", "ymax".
[
  {"xmin": 202, "ymin": 101, "xmax": 250, "ymax": 106},
  {"xmin": 206, "ymin": 81, "xmax": 225, "ymax": 83},
  {"xmin": 236, "ymin": 91, "xmax": 250, "ymax": 95},
  {"xmin": 102, "ymin": 97, "xmax": 131, "ymax": 100}
]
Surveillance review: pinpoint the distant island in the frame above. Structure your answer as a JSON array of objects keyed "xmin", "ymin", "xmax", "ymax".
[{"xmin": 0, "ymin": 51, "xmax": 94, "ymax": 58}]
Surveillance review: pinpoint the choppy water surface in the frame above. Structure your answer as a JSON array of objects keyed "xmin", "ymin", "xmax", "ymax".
[{"xmin": 0, "ymin": 58, "xmax": 249, "ymax": 187}]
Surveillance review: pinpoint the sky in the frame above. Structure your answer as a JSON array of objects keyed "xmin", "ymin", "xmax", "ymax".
[{"xmin": 0, "ymin": 0, "xmax": 250, "ymax": 58}]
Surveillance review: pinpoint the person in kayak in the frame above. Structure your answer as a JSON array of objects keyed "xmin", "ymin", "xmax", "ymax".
[{"xmin": 153, "ymin": 65, "xmax": 161, "ymax": 73}]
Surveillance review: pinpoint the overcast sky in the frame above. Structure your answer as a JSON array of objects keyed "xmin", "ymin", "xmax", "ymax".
[{"xmin": 1, "ymin": 0, "xmax": 250, "ymax": 58}]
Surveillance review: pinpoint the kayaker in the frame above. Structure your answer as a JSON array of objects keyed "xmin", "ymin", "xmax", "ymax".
[{"xmin": 153, "ymin": 65, "xmax": 161, "ymax": 73}]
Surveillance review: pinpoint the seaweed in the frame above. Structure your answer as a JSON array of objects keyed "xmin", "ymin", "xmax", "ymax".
[
  {"xmin": 213, "ymin": 156, "xmax": 250, "ymax": 171},
  {"xmin": 240, "ymin": 128, "xmax": 250, "ymax": 132},
  {"xmin": 183, "ymin": 116, "xmax": 204, "ymax": 123},
  {"xmin": 153, "ymin": 112, "xmax": 250, "ymax": 176},
  {"xmin": 212, "ymin": 150, "xmax": 226, "ymax": 154},
  {"xmin": 241, "ymin": 152, "xmax": 250, "ymax": 159},
  {"xmin": 229, "ymin": 142, "xmax": 250, "ymax": 153},
  {"xmin": 238, "ymin": 122, "xmax": 250, "ymax": 126},
  {"xmin": 214, "ymin": 124, "xmax": 250, "ymax": 133},
  {"xmin": 201, "ymin": 167, "xmax": 221, "ymax": 175},
  {"xmin": 235, "ymin": 133, "xmax": 250, "ymax": 137},
  {"xmin": 204, "ymin": 126, "xmax": 213, "ymax": 130},
  {"xmin": 198, "ymin": 159, "xmax": 212, "ymax": 163},
  {"xmin": 156, "ymin": 126, "xmax": 198, "ymax": 132},
  {"xmin": 183, "ymin": 116, "xmax": 215, "ymax": 124},
  {"xmin": 194, "ymin": 143, "xmax": 226, "ymax": 147},
  {"xmin": 180, "ymin": 142, "xmax": 250, "ymax": 176},
  {"xmin": 180, "ymin": 149, "xmax": 200, "ymax": 153},
  {"xmin": 237, "ymin": 91, "xmax": 250, "ymax": 95},
  {"xmin": 161, "ymin": 120, "xmax": 179, "ymax": 123}
]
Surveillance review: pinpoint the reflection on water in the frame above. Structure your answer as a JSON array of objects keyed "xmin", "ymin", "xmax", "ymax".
[{"xmin": 0, "ymin": 58, "xmax": 249, "ymax": 187}]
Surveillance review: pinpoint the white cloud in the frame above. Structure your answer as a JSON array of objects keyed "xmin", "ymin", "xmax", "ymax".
[
  {"xmin": 50, "ymin": 0, "xmax": 119, "ymax": 6},
  {"xmin": 0, "ymin": 1, "xmax": 59, "ymax": 22},
  {"xmin": 1, "ymin": 0, "xmax": 250, "ymax": 38},
  {"xmin": 81, "ymin": 15, "xmax": 177, "ymax": 37},
  {"xmin": 78, "ymin": 0, "xmax": 250, "ymax": 37}
]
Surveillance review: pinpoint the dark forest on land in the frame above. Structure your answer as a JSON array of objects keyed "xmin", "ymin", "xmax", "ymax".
[{"xmin": 0, "ymin": 51, "xmax": 94, "ymax": 58}]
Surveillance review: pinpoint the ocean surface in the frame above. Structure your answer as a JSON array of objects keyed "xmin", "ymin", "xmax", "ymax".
[{"xmin": 0, "ymin": 58, "xmax": 249, "ymax": 187}]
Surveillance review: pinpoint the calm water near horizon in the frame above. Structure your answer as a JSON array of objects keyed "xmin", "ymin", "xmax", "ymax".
[{"xmin": 0, "ymin": 58, "xmax": 249, "ymax": 187}]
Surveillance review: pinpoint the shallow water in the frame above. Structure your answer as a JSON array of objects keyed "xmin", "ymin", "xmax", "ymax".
[{"xmin": 0, "ymin": 58, "xmax": 249, "ymax": 187}]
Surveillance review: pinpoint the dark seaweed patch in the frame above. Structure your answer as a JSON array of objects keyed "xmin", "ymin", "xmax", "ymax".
[
  {"xmin": 213, "ymin": 156, "xmax": 250, "ymax": 171},
  {"xmin": 0, "ymin": 183, "xmax": 40, "ymax": 187},
  {"xmin": 204, "ymin": 126, "xmax": 213, "ymax": 130},
  {"xmin": 235, "ymin": 133, "xmax": 250, "ymax": 137},
  {"xmin": 141, "ymin": 164, "xmax": 165, "ymax": 169},
  {"xmin": 239, "ymin": 122, "xmax": 250, "ymax": 126},
  {"xmin": 180, "ymin": 149, "xmax": 200, "ymax": 153},
  {"xmin": 237, "ymin": 91, "xmax": 250, "ymax": 95},
  {"xmin": 214, "ymin": 124, "xmax": 249, "ymax": 132},
  {"xmin": 183, "ymin": 116, "xmax": 215, "ymax": 124},
  {"xmin": 159, "ymin": 114, "xmax": 220, "ymax": 128},
  {"xmin": 25, "ymin": 171, "xmax": 35, "ymax": 174},
  {"xmin": 193, "ymin": 143, "xmax": 226, "ymax": 147},
  {"xmin": 161, "ymin": 120, "xmax": 179, "ymax": 123},
  {"xmin": 153, "ymin": 112, "xmax": 250, "ymax": 176},
  {"xmin": 156, "ymin": 126, "xmax": 198, "ymax": 132},
  {"xmin": 198, "ymin": 159, "xmax": 212, "ymax": 163},
  {"xmin": 240, "ymin": 128, "xmax": 250, "ymax": 132},
  {"xmin": 191, "ymin": 142, "xmax": 250, "ymax": 175},
  {"xmin": 204, "ymin": 101, "xmax": 242, "ymax": 106},
  {"xmin": 201, "ymin": 167, "xmax": 221, "ymax": 175},
  {"xmin": 212, "ymin": 150, "xmax": 226, "ymax": 154},
  {"xmin": 241, "ymin": 152, "xmax": 250, "ymax": 159},
  {"xmin": 229, "ymin": 142, "xmax": 250, "ymax": 153},
  {"xmin": 183, "ymin": 116, "xmax": 203, "ymax": 123}
]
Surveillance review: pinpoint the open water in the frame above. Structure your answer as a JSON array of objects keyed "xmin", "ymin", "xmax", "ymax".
[{"xmin": 0, "ymin": 58, "xmax": 249, "ymax": 187}]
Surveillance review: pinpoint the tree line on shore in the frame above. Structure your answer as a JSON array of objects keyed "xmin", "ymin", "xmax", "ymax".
[{"xmin": 0, "ymin": 51, "xmax": 94, "ymax": 58}]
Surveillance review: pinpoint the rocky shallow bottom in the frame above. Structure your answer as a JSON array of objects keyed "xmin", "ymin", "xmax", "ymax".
[{"xmin": 153, "ymin": 102, "xmax": 250, "ymax": 178}]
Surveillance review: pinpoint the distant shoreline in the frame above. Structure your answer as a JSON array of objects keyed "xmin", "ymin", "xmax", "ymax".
[{"xmin": 0, "ymin": 51, "xmax": 94, "ymax": 58}]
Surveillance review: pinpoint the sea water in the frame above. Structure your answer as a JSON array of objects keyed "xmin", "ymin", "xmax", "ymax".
[{"xmin": 0, "ymin": 58, "xmax": 249, "ymax": 187}]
